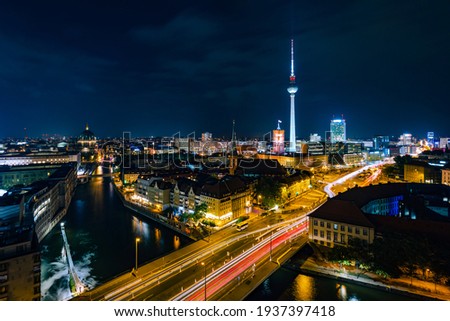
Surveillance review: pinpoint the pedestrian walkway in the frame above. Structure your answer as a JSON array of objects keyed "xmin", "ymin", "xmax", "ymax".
[{"xmin": 298, "ymin": 257, "xmax": 450, "ymax": 301}]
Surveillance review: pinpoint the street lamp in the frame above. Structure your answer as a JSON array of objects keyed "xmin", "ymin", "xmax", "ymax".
[
  {"xmin": 201, "ymin": 262, "xmax": 207, "ymax": 301},
  {"xmin": 135, "ymin": 237, "xmax": 141, "ymax": 272}
]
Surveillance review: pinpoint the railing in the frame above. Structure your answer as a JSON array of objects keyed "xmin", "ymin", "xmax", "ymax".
[{"xmin": 61, "ymin": 223, "xmax": 86, "ymax": 295}]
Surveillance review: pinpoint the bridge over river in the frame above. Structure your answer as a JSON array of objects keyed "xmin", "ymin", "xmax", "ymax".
[
  {"xmin": 61, "ymin": 223, "xmax": 86, "ymax": 295},
  {"xmin": 73, "ymin": 215, "xmax": 309, "ymax": 301}
]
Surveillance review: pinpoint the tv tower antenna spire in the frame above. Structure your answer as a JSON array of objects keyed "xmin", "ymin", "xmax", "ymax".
[
  {"xmin": 287, "ymin": 39, "xmax": 298, "ymax": 153},
  {"xmin": 290, "ymin": 39, "xmax": 295, "ymax": 79}
]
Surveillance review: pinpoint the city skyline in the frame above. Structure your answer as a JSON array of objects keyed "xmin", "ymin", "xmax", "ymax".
[{"xmin": 1, "ymin": 1, "xmax": 450, "ymax": 139}]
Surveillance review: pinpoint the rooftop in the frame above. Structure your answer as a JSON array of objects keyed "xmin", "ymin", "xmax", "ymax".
[{"xmin": 309, "ymin": 199, "xmax": 375, "ymax": 228}]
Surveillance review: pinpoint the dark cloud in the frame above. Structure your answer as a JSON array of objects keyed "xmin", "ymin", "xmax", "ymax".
[{"xmin": 1, "ymin": 0, "xmax": 449, "ymax": 139}]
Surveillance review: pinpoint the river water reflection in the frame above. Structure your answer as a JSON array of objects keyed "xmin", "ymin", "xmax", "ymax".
[{"xmin": 40, "ymin": 167, "xmax": 191, "ymax": 300}]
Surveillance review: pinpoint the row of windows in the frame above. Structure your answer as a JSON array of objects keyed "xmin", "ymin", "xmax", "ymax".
[
  {"xmin": 312, "ymin": 220, "xmax": 368, "ymax": 236},
  {"xmin": 313, "ymin": 230, "xmax": 357, "ymax": 243}
]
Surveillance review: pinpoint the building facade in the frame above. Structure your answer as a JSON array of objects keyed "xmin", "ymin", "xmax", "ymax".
[
  {"xmin": 168, "ymin": 175, "xmax": 252, "ymax": 224},
  {"xmin": 272, "ymin": 129, "xmax": 285, "ymax": 155},
  {"xmin": 330, "ymin": 119, "xmax": 346, "ymax": 143},
  {"xmin": 27, "ymin": 164, "xmax": 77, "ymax": 242},
  {"xmin": 442, "ymin": 169, "xmax": 450, "ymax": 186},
  {"xmin": 0, "ymin": 165, "xmax": 59, "ymax": 190},
  {"xmin": 0, "ymin": 196, "xmax": 41, "ymax": 301},
  {"xmin": 0, "ymin": 152, "xmax": 80, "ymax": 167},
  {"xmin": 308, "ymin": 200, "xmax": 375, "ymax": 248},
  {"xmin": 135, "ymin": 177, "xmax": 172, "ymax": 211},
  {"xmin": 279, "ymin": 171, "xmax": 311, "ymax": 203},
  {"xmin": 404, "ymin": 162, "xmax": 442, "ymax": 184}
]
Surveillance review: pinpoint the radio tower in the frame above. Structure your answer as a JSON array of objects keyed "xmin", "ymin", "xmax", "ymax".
[{"xmin": 287, "ymin": 39, "xmax": 298, "ymax": 153}]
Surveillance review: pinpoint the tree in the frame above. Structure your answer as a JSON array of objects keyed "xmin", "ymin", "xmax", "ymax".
[
  {"xmin": 255, "ymin": 177, "xmax": 282, "ymax": 209},
  {"xmin": 192, "ymin": 202, "xmax": 208, "ymax": 221},
  {"xmin": 381, "ymin": 165, "xmax": 396, "ymax": 178}
]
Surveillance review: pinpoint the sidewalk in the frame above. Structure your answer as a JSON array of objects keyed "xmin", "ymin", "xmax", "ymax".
[{"xmin": 298, "ymin": 257, "xmax": 450, "ymax": 301}]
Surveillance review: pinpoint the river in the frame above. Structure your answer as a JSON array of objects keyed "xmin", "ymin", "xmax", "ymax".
[
  {"xmin": 40, "ymin": 166, "xmax": 191, "ymax": 300},
  {"xmin": 246, "ymin": 246, "xmax": 419, "ymax": 301}
]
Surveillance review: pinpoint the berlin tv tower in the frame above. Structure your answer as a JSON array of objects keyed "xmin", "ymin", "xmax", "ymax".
[{"xmin": 287, "ymin": 39, "xmax": 298, "ymax": 153}]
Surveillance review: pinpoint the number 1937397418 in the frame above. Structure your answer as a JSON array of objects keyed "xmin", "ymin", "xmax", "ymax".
[{"xmin": 256, "ymin": 305, "xmax": 336, "ymax": 317}]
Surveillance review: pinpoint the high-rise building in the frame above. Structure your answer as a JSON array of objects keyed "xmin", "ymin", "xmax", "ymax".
[
  {"xmin": 330, "ymin": 118, "xmax": 346, "ymax": 143},
  {"xmin": 273, "ymin": 120, "xmax": 285, "ymax": 155},
  {"xmin": 287, "ymin": 39, "xmax": 298, "ymax": 152},
  {"xmin": 373, "ymin": 135, "xmax": 390, "ymax": 150},
  {"xmin": 398, "ymin": 133, "xmax": 413, "ymax": 146},
  {"xmin": 427, "ymin": 132, "xmax": 434, "ymax": 146}
]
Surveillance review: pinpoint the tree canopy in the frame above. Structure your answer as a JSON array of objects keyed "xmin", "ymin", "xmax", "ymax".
[{"xmin": 255, "ymin": 177, "xmax": 282, "ymax": 209}]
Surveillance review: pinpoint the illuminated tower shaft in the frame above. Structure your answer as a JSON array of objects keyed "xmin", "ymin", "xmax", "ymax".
[{"xmin": 287, "ymin": 39, "xmax": 298, "ymax": 152}]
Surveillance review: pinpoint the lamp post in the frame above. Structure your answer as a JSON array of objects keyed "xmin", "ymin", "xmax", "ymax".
[
  {"xmin": 135, "ymin": 237, "xmax": 141, "ymax": 272},
  {"xmin": 201, "ymin": 262, "xmax": 207, "ymax": 301}
]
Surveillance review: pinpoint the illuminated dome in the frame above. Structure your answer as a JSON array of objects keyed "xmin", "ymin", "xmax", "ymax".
[
  {"xmin": 78, "ymin": 123, "xmax": 97, "ymax": 151},
  {"xmin": 79, "ymin": 123, "xmax": 96, "ymax": 141}
]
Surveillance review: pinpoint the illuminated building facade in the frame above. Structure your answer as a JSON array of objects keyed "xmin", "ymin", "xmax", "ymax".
[
  {"xmin": 309, "ymin": 199, "xmax": 375, "ymax": 248},
  {"xmin": 170, "ymin": 175, "xmax": 252, "ymax": 223},
  {"xmin": 272, "ymin": 121, "xmax": 285, "ymax": 155},
  {"xmin": 442, "ymin": 169, "xmax": 450, "ymax": 186},
  {"xmin": 373, "ymin": 135, "xmax": 390, "ymax": 150},
  {"xmin": 26, "ymin": 164, "xmax": 77, "ymax": 241},
  {"xmin": 398, "ymin": 133, "xmax": 413, "ymax": 146},
  {"xmin": 77, "ymin": 123, "xmax": 97, "ymax": 162},
  {"xmin": 427, "ymin": 132, "xmax": 435, "ymax": 147},
  {"xmin": 78, "ymin": 123, "xmax": 97, "ymax": 148},
  {"xmin": 0, "ymin": 152, "xmax": 80, "ymax": 167},
  {"xmin": 330, "ymin": 118, "xmax": 346, "ymax": 143},
  {"xmin": 279, "ymin": 171, "xmax": 312, "ymax": 202},
  {"xmin": 201, "ymin": 132, "xmax": 212, "ymax": 142},
  {"xmin": 135, "ymin": 177, "xmax": 172, "ymax": 211},
  {"xmin": 309, "ymin": 133, "xmax": 321, "ymax": 142},
  {"xmin": 440, "ymin": 137, "xmax": 450, "ymax": 149}
]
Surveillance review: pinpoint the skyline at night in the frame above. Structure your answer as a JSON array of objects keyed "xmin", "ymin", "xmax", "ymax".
[{"xmin": 1, "ymin": 1, "xmax": 450, "ymax": 139}]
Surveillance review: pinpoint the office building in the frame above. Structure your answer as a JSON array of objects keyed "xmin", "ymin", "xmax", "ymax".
[{"xmin": 330, "ymin": 118, "xmax": 346, "ymax": 143}]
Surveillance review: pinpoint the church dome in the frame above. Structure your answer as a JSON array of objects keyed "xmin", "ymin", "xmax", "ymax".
[{"xmin": 79, "ymin": 123, "xmax": 96, "ymax": 141}]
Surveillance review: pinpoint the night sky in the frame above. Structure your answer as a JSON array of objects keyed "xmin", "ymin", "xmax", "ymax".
[{"xmin": 1, "ymin": 0, "xmax": 450, "ymax": 140}]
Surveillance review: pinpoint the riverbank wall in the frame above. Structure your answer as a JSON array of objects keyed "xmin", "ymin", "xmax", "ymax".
[
  {"xmin": 290, "ymin": 257, "xmax": 449, "ymax": 301},
  {"xmin": 112, "ymin": 182, "xmax": 198, "ymax": 241}
]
